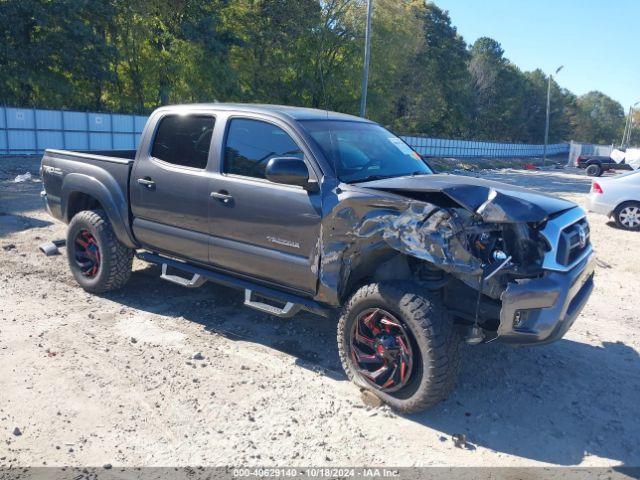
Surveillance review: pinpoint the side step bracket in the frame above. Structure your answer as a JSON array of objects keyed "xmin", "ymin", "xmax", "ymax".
[
  {"xmin": 244, "ymin": 290, "xmax": 301, "ymax": 318},
  {"xmin": 160, "ymin": 263, "xmax": 207, "ymax": 288}
]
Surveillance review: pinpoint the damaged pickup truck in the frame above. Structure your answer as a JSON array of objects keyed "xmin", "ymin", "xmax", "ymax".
[{"xmin": 40, "ymin": 104, "xmax": 595, "ymax": 412}]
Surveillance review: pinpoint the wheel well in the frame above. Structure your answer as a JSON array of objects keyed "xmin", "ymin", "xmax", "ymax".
[
  {"xmin": 341, "ymin": 252, "xmax": 413, "ymax": 302},
  {"xmin": 616, "ymin": 200, "xmax": 640, "ymax": 211},
  {"xmin": 66, "ymin": 192, "xmax": 103, "ymax": 222}
]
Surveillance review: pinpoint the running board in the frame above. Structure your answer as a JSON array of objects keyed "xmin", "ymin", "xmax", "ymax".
[
  {"xmin": 244, "ymin": 290, "xmax": 301, "ymax": 317},
  {"xmin": 160, "ymin": 263, "xmax": 207, "ymax": 288},
  {"xmin": 136, "ymin": 251, "xmax": 335, "ymax": 319}
]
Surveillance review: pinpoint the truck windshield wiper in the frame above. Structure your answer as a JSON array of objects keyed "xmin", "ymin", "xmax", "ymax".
[
  {"xmin": 349, "ymin": 171, "xmax": 430, "ymax": 183},
  {"xmin": 348, "ymin": 174, "xmax": 399, "ymax": 184}
]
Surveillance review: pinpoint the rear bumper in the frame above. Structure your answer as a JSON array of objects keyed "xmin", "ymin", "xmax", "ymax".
[
  {"xmin": 40, "ymin": 190, "xmax": 63, "ymax": 221},
  {"xmin": 587, "ymin": 193, "xmax": 612, "ymax": 217},
  {"xmin": 497, "ymin": 253, "xmax": 595, "ymax": 345},
  {"xmin": 40, "ymin": 190, "xmax": 53, "ymax": 216}
]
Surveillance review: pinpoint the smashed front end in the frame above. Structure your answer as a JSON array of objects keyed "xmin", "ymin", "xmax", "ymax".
[{"xmin": 318, "ymin": 178, "xmax": 594, "ymax": 345}]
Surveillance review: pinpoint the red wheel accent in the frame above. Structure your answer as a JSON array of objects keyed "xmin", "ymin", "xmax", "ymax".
[
  {"xmin": 349, "ymin": 308, "xmax": 415, "ymax": 393},
  {"xmin": 73, "ymin": 229, "xmax": 101, "ymax": 278}
]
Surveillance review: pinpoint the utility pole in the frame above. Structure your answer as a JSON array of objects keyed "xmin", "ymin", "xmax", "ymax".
[
  {"xmin": 359, "ymin": 0, "xmax": 373, "ymax": 118},
  {"xmin": 542, "ymin": 65, "xmax": 563, "ymax": 166},
  {"xmin": 621, "ymin": 101, "xmax": 640, "ymax": 147},
  {"xmin": 621, "ymin": 106, "xmax": 632, "ymax": 147}
]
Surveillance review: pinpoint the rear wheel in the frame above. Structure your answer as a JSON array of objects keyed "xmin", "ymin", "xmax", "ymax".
[
  {"xmin": 586, "ymin": 164, "xmax": 602, "ymax": 177},
  {"xmin": 614, "ymin": 201, "xmax": 640, "ymax": 231},
  {"xmin": 337, "ymin": 282, "xmax": 461, "ymax": 413},
  {"xmin": 67, "ymin": 210, "xmax": 134, "ymax": 293}
]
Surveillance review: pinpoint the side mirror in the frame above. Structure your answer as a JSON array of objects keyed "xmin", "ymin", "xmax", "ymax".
[{"xmin": 265, "ymin": 157, "xmax": 316, "ymax": 190}]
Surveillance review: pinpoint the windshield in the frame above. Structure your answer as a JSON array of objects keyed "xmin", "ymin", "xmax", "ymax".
[{"xmin": 300, "ymin": 120, "xmax": 432, "ymax": 183}]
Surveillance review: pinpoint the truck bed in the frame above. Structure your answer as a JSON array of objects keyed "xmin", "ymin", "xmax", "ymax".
[{"xmin": 40, "ymin": 148, "xmax": 136, "ymax": 231}]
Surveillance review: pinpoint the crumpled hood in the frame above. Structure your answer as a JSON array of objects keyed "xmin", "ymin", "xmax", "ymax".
[{"xmin": 354, "ymin": 174, "xmax": 577, "ymax": 223}]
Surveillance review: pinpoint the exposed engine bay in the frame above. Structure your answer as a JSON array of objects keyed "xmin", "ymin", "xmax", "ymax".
[{"xmin": 357, "ymin": 200, "xmax": 549, "ymax": 300}]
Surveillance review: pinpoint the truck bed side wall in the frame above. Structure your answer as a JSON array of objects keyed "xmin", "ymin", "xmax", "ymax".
[{"xmin": 41, "ymin": 150, "xmax": 137, "ymax": 248}]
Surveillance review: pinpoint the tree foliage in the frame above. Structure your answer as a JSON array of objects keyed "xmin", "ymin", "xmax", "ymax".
[{"xmin": 0, "ymin": 0, "xmax": 627, "ymax": 144}]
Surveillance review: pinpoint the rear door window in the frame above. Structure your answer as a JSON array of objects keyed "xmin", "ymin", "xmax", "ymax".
[
  {"xmin": 151, "ymin": 115, "xmax": 215, "ymax": 169},
  {"xmin": 223, "ymin": 118, "xmax": 303, "ymax": 179}
]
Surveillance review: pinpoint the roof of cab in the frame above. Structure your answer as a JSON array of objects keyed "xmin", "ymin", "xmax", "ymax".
[{"xmin": 154, "ymin": 103, "xmax": 372, "ymax": 123}]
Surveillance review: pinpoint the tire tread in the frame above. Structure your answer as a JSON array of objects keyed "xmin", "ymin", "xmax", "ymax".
[
  {"xmin": 67, "ymin": 210, "xmax": 133, "ymax": 293},
  {"xmin": 337, "ymin": 282, "xmax": 461, "ymax": 413}
]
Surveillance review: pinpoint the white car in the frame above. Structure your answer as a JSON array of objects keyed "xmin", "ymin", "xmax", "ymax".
[{"xmin": 587, "ymin": 169, "xmax": 640, "ymax": 230}]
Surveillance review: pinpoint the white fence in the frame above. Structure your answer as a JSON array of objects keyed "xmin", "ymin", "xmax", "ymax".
[
  {"xmin": 0, "ymin": 106, "xmax": 147, "ymax": 155},
  {"xmin": 403, "ymin": 135, "xmax": 568, "ymax": 158},
  {"xmin": 0, "ymin": 105, "xmax": 595, "ymax": 159},
  {"xmin": 568, "ymin": 141, "xmax": 615, "ymax": 166}
]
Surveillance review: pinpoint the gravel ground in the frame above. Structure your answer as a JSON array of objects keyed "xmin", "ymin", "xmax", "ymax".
[{"xmin": 1, "ymin": 158, "xmax": 638, "ymax": 468}]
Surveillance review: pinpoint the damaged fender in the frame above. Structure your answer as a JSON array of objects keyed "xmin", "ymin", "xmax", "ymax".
[{"xmin": 313, "ymin": 176, "xmax": 563, "ymax": 306}]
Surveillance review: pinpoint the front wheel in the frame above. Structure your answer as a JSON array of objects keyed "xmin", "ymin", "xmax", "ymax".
[
  {"xmin": 66, "ymin": 210, "xmax": 134, "ymax": 293},
  {"xmin": 614, "ymin": 201, "xmax": 640, "ymax": 231},
  {"xmin": 337, "ymin": 282, "xmax": 461, "ymax": 413}
]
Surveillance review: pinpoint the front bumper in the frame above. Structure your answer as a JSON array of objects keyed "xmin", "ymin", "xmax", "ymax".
[{"xmin": 497, "ymin": 252, "xmax": 595, "ymax": 345}]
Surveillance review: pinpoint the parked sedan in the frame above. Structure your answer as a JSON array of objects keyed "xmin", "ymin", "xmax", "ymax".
[{"xmin": 588, "ymin": 169, "xmax": 640, "ymax": 230}]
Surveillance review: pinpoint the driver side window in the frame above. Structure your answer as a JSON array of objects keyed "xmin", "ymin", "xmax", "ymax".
[
  {"xmin": 151, "ymin": 115, "xmax": 215, "ymax": 169},
  {"xmin": 224, "ymin": 118, "xmax": 303, "ymax": 179}
]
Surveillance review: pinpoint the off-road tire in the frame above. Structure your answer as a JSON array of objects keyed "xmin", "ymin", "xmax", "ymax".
[
  {"xmin": 586, "ymin": 164, "xmax": 602, "ymax": 177},
  {"xmin": 337, "ymin": 282, "xmax": 461, "ymax": 413},
  {"xmin": 613, "ymin": 201, "xmax": 640, "ymax": 231},
  {"xmin": 66, "ymin": 210, "xmax": 133, "ymax": 293}
]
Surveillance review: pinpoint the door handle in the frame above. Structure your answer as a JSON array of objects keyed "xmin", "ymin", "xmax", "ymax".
[
  {"xmin": 137, "ymin": 177, "xmax": 156, "ymax": 189},
  {"xmin": 210, "ymin": 191, "xmax": 233, "ymax": 204}
]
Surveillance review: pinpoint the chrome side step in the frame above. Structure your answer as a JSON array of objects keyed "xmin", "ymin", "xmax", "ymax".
[
  {"xmin": 244, "ymin": 289, "xmax": 301, "ymax": 317},
  {"xmin": 160, "ymin": 263, "xmax": 207, "ymax": 288}
]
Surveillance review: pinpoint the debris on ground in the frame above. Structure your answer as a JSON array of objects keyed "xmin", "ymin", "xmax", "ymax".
[
  {"xmin": 13, "ymin": 172, "xmax": 32, "ymax": 183},
  {"xmin": 12, "ymin": 427, "xmax": 22, "ymax": 436},
  {"xmin": 360, "ymin": 389, "xmax": 383, "ymax": 408},
  {"xmin": 452, "ymin": 433, "xmax": 467, "ymax": 449}
]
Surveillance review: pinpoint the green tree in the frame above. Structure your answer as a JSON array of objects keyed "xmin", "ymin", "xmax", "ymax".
[
  {"xmin": 388, "ymin": 2, "xmax": 472, "ymax": 137},
  {"xmin": 574, "ymin": 91, "xmax": 625, "ymax": 144},
  {"xmin": 0, "ymin": 0, "xmax": 116, "ymax": 110}
]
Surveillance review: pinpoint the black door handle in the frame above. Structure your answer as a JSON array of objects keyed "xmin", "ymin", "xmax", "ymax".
[
  {"xmin": 137, "ymin": 177, "xmax": 155, "ymax": 189},
  {"xmin": 210, "ymin": 191, "xmax": 233, "ymax": 204}
]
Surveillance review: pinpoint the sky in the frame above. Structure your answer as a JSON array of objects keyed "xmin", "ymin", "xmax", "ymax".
[{"xmin": 435, "ymin": 0, "xmax": 640, "ymax": 110}]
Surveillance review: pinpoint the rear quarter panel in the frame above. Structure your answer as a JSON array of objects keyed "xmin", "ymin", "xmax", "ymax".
[{"xmin": 41, "ymin": 150, "xmax": 137, "ymax": 248}]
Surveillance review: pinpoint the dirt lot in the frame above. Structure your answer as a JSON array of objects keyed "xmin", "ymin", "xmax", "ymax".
[{"xmin": 1, "ymin": 157, "xmax": 639, "ymax": 468}]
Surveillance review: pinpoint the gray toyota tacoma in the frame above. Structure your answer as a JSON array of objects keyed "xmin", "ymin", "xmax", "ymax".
[{"xmin": 40, "ymin": 104, "xmax": 595, "ymax": 412}]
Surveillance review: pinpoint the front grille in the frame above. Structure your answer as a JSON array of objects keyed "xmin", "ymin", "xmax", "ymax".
[{"xmin": 556, "ymin": 219, "xmax": 590, "ymax": 266}]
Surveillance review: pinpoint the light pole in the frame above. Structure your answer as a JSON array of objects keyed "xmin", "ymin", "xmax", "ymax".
[
  {"xmin": 542, "ymin": 65, "xmax": 563, "ymax": 166},
  {"xmin": 359, "ymin": 0, "xmax": 373, "ymax": 118},
  {"xmin": 621, "ymin": 101, "xmax": 640, "ymax": 147}
]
